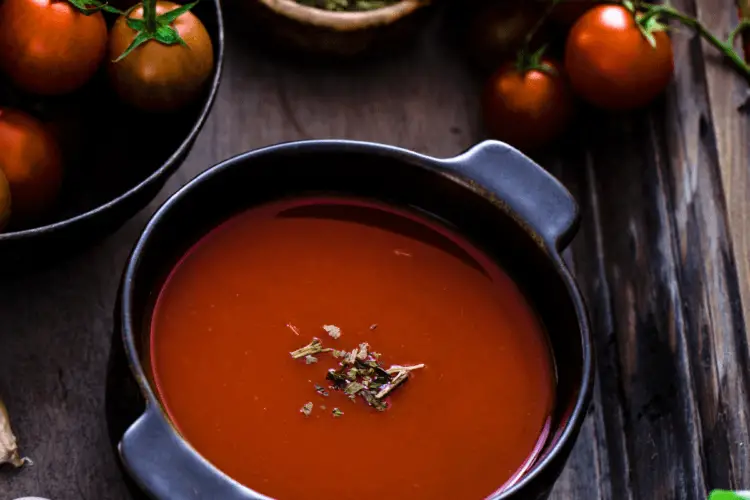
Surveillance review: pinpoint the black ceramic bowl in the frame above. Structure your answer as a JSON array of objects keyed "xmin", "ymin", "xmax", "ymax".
[
  {"xmin": 106, "ymin": 139, "xmax": 594, "ymax": 500},
  {"xmin": 0, "ymin": 1, "xmax": 224, "ymax": 272}
]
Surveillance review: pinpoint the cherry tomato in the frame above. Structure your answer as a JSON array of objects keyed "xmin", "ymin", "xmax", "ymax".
[
  {"xmin": 0, "ymin": 170, "xmax": 10, "ymax": 231},
  {"xmin": 0, "ymin": 0, "xmax": 107, "ymax": 96},
  {"xmin": 482, "ymin": 59, "xmax": 573, "ymax": 151},
  {"xmin": 107, "ymin": 2, "xmax": 215, "ymax": 112},
  {"xmin": 465, "ymin": 2, "xmax": 545, "ymax": 73},
  {"xmin": 564, "ymin": 4, "xmax": 674, "ymax": 110},
  {"xmin": 0, "ymin": 108, "xmax": 63, "ymax": 223}
]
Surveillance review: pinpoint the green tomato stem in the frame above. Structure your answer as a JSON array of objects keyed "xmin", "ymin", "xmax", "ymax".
[
  {"xmin": 643, "ymin": 3, "xmax": 750, "ymax": 80},
  {"xmin": 728, "ymin": 19, "xmax": 750, "ymax": 46},
  {"xmin": 143, "ymin": 0, "xmax": 157, "ymax": 33}
]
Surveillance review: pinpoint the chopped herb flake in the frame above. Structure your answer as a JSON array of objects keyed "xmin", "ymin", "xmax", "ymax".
[
  {"xmin": 332, "ymin": 408, "xmax": 344, "ymax": 417},
  {"xmin": 323, "ymin": 324, "xmax": 342, "ymax": 339},
  {"xmin": 305, "ymin": 355, "xmax": 318, "ymax": 365},
  {"xmin": 300, "ymin": 402, "xmax": 313, "ymax": 417},
  {"xmin": 357, "ymin": 342, "xmax": 369, "ymax": 360},
  {"xmin": 344, "ymin": 381, "xmax": 365, "ymax": 395}
]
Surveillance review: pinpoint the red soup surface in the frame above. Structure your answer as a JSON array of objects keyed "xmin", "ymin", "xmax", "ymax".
[{"xmin": 151, "ymin": 196, "xmax": 555, "ymax": 500}]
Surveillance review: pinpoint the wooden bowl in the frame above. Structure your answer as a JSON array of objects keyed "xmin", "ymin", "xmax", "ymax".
[{"xmin": 241, "ymin": 0, "xmax": 436, "ymax": 57}]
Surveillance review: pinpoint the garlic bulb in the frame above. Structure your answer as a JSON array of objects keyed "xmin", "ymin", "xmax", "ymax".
[{"xmin": 0, "ymin": 398, "xmax": 24, "ymax": 468}]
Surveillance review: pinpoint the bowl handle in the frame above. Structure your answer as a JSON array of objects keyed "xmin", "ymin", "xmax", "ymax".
[
  {"xmin": 438, "ymin": 140, "xmax": 579, "ymax": 251},
  {"xmin": 119, "ymin": 406, "xmax": 266, "ymax": 500}
]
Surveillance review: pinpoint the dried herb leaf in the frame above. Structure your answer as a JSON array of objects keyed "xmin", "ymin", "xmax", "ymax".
[
  {"xmin": 322, "ymin": 324, "xmax": 341, "ymax": 339},
  {"xmin": 343, "ymin": 348, "xmax": 359, "ymax": 365},
  {"xmin": 314, "ymin": 384, "xmax": 329, "ymax": 397},
  {"xmin": 300, "ymin": 402, "xmax": 313, "ymax": 417},
  {"xmin": 327, "ymin": 369, "xmax": 350, "ymax": 389},
  {"xmin": 305, "ymin": 355, "xmax": 318, "ymax": 365},
  {"xmin": 361, "ymin": 389, "xmax": 389, "ymax": 411},
  {"xmin": 344, "ymin": 381, "xmax": 365, "ymax": 396},
  {"xmin": 332, "ymin": 408, "xmax": 344, "ymax": 417},
  {"xmin": 356, "ymin": 342, "xmax": 369, "ymax": 360}
]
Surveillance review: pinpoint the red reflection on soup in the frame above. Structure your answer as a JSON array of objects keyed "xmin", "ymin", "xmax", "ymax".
[{"xmin": 150, "ymin": 197, "xmax": 555, "ymax": 500}]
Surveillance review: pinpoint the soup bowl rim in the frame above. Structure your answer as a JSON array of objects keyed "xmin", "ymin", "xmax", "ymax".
[{"xmin": 118, "ymin": 139, "xmax": 594, "ymax": 499}]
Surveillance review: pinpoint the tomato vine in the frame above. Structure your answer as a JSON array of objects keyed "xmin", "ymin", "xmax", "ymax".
[{"xmin": 625, "ymin": 1, "xmax": 750, "ymax": 80}]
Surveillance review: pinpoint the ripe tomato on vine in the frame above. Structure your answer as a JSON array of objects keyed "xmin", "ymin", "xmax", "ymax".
[{"xmin": 565, "ymin": 4, "xmax": 674, "ymax": 110}]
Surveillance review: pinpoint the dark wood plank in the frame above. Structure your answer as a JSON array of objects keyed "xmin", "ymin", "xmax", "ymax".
[
  {"xmin": 548, "ymin": 0, "xmax": 750, "ymax": 497},
  {"xmin": 695, "ymin": 0, "xmax": 750, "ymax": 486}
]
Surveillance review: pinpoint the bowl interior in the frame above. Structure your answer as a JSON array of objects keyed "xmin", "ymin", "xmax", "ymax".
[
  {"xmin": 0, "ymin": 0, "xmax": 222, "ymax": 236},
  {"xmin": 256, "ymin": 0, "xmax": 427, "ymax": 29},
  {"xmin": 124, "ymin": 144, "xmax": 587, "ymax": 492}
]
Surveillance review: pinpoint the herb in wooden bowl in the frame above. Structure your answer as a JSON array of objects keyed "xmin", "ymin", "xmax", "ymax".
[
  {"xmin": 295, "ymin": 0, "xmax": 401, "ymax": 11},
  {"xmin": 244, "ymin": 0, "xmax": 435, "ymax": 58}
]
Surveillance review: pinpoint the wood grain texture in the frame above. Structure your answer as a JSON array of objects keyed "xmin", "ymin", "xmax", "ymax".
[{"xmin": 1, "ymin": 0, "xmax": 749, "ymax": 499}]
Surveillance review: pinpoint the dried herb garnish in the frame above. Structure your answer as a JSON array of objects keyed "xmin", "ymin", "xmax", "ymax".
[
  {"xmin": 290, "ymin": 338, "xmax": 329, "ymax": 359},
  {"xmin": 300, "ymin": 402, "xmax": 313, "ymax": 417},
  {"xmin": 295, "ymin": 0, "xmax": 401, "ymax": 12},
  {"xmin": 291, "ymin": 332, "xmax": 425, "ymax": 414},
  {"xmin": 322, "ymin": 324, "xmax": 341, "ymax": 339},
  {"xmin": 360, "ymin": 388, "xmax": 389, "ymax": 411},
  {"xmin": 305, "ymin": 355, "xmax": 318, "ymax": 365},
  {"xmin": 375, "ymin": 370, "xmax": 409, "ymax": 399},
  {"xmin": 332, "ymin": 408, "xmax": 344, "ymax": 417}
]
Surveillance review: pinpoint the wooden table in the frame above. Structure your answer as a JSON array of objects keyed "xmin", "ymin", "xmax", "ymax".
[{"xmin": 2, "ymin": 1, "xmax": 749, "ymax": 499}]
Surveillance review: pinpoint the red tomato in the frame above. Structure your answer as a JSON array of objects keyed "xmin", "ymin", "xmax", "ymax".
[
  {"xmin": 107, "ymin": 2, "xmax": 215, "ymax": 112},
  {"xmin": 0, "ymin": 108, "xmax": 63, "ymax": 223},
  {"xmin": 564, "ymin": 4, "xmax": 674, "ymax": 110},
  {"xmin": 0, "ymin": 170, "xmax": 10, "ymax": 231},
  {"xmin": 482, "ymin": 59, "xmax": 573, "ymax": 151},
  {"xmin": 0, "ymin": 0, "xmax": 107, "ymax": 96}
]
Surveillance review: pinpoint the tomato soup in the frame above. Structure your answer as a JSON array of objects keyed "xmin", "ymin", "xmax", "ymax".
[{"xmin": 150, "ymin": 197, "xmax": 555, "ymax": 500}]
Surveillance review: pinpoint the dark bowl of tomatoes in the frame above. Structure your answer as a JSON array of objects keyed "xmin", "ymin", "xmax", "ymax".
[{"xmin": 0, "ymin": 0, "xmax": 225, "ymax": 272}]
